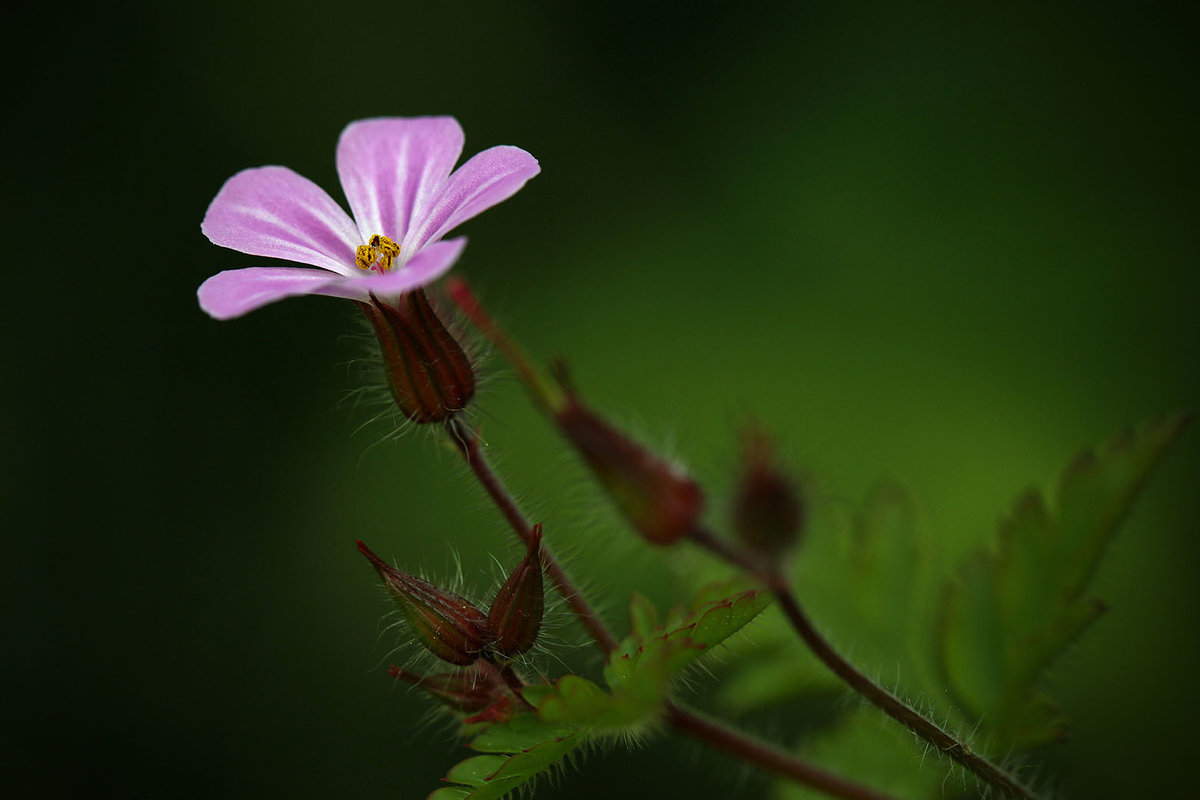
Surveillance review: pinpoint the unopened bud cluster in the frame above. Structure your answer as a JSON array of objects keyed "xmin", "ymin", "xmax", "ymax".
[{"xmin": 358, "ymin": 526, "xmax": 546, "ymax": 670}]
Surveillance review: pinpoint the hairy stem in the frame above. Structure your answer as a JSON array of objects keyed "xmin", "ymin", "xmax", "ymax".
[
  {"xmin": 443, "ymin": 415, "xmax": 893, "ymax": 800},
  {"xmin": 688, "ymin": 527, "xmax": 1041, "ymax": 800},
  {"xmin": 666, "ymin": 704, "xmax": 901, "ymax": 800},
  {"xmin": 447, "ymin": 279, "xmax": 1039, "ymax": 798},
  {"xmin": 445, "ymin": 416, "xmax": 619, "ymax": 653}
]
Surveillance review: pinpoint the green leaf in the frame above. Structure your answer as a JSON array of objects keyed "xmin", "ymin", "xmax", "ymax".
[
  {"xmin": 445, "ymin": 756, "xmax": 512, "ymax": 786},
  {"xmin": 428, "ymin": 788, "xmax": 472, "ymax": 800},
  {"xmin": 526, "ymin": 583, "xmax": 775, "ymax": 737},
  {"xmin": 428, "ymin": 714, "xmax": 586, "ymax": 800},
  {"xmin": 469, "ymin": 712, "xmax": 576, "ymax": 753},
  {"xmin": 534, "ymin": 673, "xmax": 661, "ymax": 729},
  {"xmin": 806, "ymin": 482, "xmax": 936, "ymax": 682},
  {"xmin": 628, "ymin": 591, "xmax": 659, "ymax": 638},
  {"xmin": 937, "ymin": 413, "xmax": 1189, "ymax": 747},
  {"xmin": 525, "ymin": 584, "xmax": 775, "ymax": 739},
  {"xmin": 608, "ymin": 581, "xmax": 773, "ymax": 692}
]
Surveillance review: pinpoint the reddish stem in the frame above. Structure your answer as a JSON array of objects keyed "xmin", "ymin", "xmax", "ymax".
[
  {"xmin": 445, "ymin": 416, "xmax": 619, "ymax": 653},
  {"xmin": 446, "ymin": 277, "xmax": 563, "ymax": 412},
  {"xmin": 440, "ymin": 415, "xmax": 900, "ymax": 800},
  {"xmin": 687, "ymin": 527, "xmax": 1041, "ymax": 800},
  {"xmin": 441, "ymin": 283, "xmax": 915, "ymax": 799},
  {"xmin": 666, "ymin": 704, "xmax": 900, "ymax": 800}
]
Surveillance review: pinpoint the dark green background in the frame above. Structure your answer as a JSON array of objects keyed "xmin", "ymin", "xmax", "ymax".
[{"xmin": 9, "ymin": 1, "xmax": 1198, "ymax": 797}]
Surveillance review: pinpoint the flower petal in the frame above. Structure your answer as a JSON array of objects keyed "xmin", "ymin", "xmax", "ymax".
[
  {"xmin": 336, "ymin": 117, "xmax": 465, "ymax": 245},
  {"xmin": 202, "ymin": 167, "xmax": 361, "ymax": 275},
  {"xmin": 198, "ymin": 267, "xmax": 342, "ymax": 320},
  {"xmin": 318, "ymin": 237, "xmax": 468, "ymax": 302},
  {"xmin": 405, "ymin": 146, "xmax": 540, "ymax": 253}
]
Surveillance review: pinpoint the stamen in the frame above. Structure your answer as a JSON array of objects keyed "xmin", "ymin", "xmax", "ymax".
[
  {"xmin": 356, "ymin": 234, "xmax": 402, "ymax": 272},
  {"xmin": 370, "ymin": 234, "xmax": 401, "ymax": 257},
  {"xmin": 355, "ymin": 245, "xmax": 375, "ymax": 271}
]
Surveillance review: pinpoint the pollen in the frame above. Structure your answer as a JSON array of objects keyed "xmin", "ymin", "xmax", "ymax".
[{"xmin": 355, "ymin": 234, "xmax": 401, "ymax": 272}]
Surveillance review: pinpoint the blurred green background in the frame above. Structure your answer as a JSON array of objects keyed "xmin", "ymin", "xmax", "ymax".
[{"xmin": 8, "ymin": 1, "xmax": 1197, "ymax": 797}]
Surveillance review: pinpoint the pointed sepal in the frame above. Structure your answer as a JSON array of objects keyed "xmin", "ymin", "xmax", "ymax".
[
  {"xmin": 358, "ymin": 288, "xmax": 476, "ymax": 423},
  {"xmin": 488, "ymin": 525, "xmax": 546, "ymax": 658},
  {"xmin": 389, "ymin": 664, "xmax": 504, "ymax": 714},
  {"xmin": 358, "ymin": 540, "xmax": 493, "ymax": 665}
]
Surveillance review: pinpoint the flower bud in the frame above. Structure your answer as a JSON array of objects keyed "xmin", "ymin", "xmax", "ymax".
[
  {"xmin": 488, "ymin": 525, "xmax": 546, "ymax": 657},
  {"xmin": 357, "ymin": 288, "xmax": 475, "ymax": 423},
  {"xmin": 731, "ymin": 426, "xmax": 803, "ymax": 555},
  {"xmin": 389, "ymin": 664, "xmax": 503, "ymax": 714},
  {"xmin": 357, "ymin": 540, "xmax": 492, "ymax": 665},
  {"xmin": 554, "ymin": 387, "xmax": 703, "ymax": 546},
  {"xmin": 444, "ymin": 280, "xmax": 703, "ymax": 545}
]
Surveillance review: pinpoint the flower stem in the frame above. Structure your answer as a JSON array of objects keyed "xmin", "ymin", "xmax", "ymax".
[
  {"xmin": 687, "ymin": 527, "xmax": 1042, "ymax": 800},
  {"xmin": 446, "ymin": 278, "xmax": 565, "ymax": 413},
  {"xmin": 665, "ymin": 704, "xmax": 901, "ymax": 800},
  {"xmin": 445, "ymin": 416, "xmax": 619, "ymax": 653},
  {"xmin": 443, "ymin": 415, "xmax": 893, "ymax": 800}
]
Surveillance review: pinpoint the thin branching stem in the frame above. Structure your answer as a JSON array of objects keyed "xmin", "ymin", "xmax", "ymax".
[
  {"xmin": 687, "ymin": 527, "xmax": 1042, "ymax": 800},
  {"xmin": 442, "ymin": 415, "xmax": 898, "ymax": 800},
  {"xmin": 449, "ymin": 277, "xmax": 1042, "ymax": 798},
  {"xmin": 666, "ymin": 704, "xmax": 901, "ymax": 800}
]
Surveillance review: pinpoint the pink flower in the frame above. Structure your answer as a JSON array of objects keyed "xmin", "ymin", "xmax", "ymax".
[{"xmin": 198, "ymin": 117, "xmax": 540, "ymax": 320}]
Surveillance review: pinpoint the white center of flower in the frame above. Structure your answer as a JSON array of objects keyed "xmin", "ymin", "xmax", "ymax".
[{"xmin": 355, "ymin": 234, "xmax": 401, "ymax": 273}]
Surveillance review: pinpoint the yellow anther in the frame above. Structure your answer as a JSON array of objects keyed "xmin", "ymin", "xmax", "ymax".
[
  {"xmin": 371, "ymin": 234, "xmax": 401, "ymax": 257},
  {"xmin": 355, "ymin": 245, "xmax": 376, "ymax": 271},
  {"xmin": 357, "ymin": 234, "xmax": 401, "ymax": 272}
]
